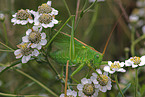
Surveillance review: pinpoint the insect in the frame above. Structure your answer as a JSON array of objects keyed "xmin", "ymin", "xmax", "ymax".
[
  {"xmin": 49, "ymin": 13, "xmax": 120, "ymax": 83},
  {"xmin": 49, "ymin": 31, "xmax": 104, "ymax": 83}
]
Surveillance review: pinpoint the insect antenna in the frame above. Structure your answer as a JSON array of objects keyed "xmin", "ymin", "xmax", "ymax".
[{"xmin": 102, "ymin": 12, "xmax": 125, "ymax": 55}]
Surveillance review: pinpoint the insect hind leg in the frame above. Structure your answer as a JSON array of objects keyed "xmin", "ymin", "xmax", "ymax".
[{"xmin": 71, "ymin": 63, "xmax": 85, "ymax": 84}]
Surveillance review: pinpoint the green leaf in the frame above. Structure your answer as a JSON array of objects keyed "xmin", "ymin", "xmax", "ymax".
[{"xmin": 117, "ymin": 83, "xmax": 131, "ymax": 97}]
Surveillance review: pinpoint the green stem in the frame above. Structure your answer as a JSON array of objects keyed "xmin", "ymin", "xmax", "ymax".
[
  {"xmin": 0, "ymin": 60, "xmax": 21, "ymax": 75},
  {"xmin": 0, "ymin": 49, "xmax": 14, "ymax": 52},
  {"xmin": 15, "ymin": 69, "xmax": 59, "ymax": 97},
  {"xmin": 0, "ymin": 41, "xmax": 14, "ymax": 51},
  {"xmin": 131, "ymin": 27, "xmax": 135, "ymax": 56},
  {"xmin": 45, "ymin": 16, "xmax": 72, "ymax": 48},
  {"xmin": 2, "ymin": 22, "xmax": 8, "ymax": 45},
  {"xmin": 114, "ymin": 74, "xmax": 124, "ymax": 97},
  {"xmin": 0, "ymin": 92, "xmax": 43, "ymax": 97},
  {"xmin": 62, "ymin": 0, "xmax": 71, "ymax": 17},
  {"xmin": 70, "ymin": 16, "xmax": 75, "ymax": 60},
  {"xmin": 135, "ymin": 68, "xmax": 138, "ymax": 97},
  {"xmin": 83, "ymin": 3, "xmax": 99, "ymax": 38},
  {"xmin": 83, "ymin": 0, "xmax": 97, "ymax": 14}
]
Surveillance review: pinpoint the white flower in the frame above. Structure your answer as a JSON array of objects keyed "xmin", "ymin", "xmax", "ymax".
[
  {"xmin": 142, "ymin": 25, "xmax": 145, "ymax": 34},
  {"xmin": 22, "ymin": 26, "xmax": 47, "ymax": 50},
  {"xmin": 60, "ymin": 89, "xmax": 77, "ymax": 97},
  {"xmin": 103, "ymin": 61, "xmax": 126, "ymax": 74},
  {"xmin": 125, "ymin": 56, "xmax": 145, "ymax": 68},
  {"xmin": 77, "ymin": 78, "xmax": 99, "ymax": 97},
  {"xmin": 14, "ymin": 42, "xmax": 39, "ymax": 63},
  {"xmin": 34, "ymin": 13, "xmax": 58, "ymax": 28},
  {"xmin": 11, "ymin": 9, "xmax": 33, "ymax": 25},
  {"xmin": 90, "ymin": 69, "xmax": 112, "ymax": 92},
  {"xmin": 37, "ymin": 1, "xmax": 58, "ymax": 16},
  {"xmin": 0, "ymin": 13, "xmax": 5, "ymax": 21},
  {"xmin": 129, "ymin": 15, "xmax": 139, "ymax": 22}
]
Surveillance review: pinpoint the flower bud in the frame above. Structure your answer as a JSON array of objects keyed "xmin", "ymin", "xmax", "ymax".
[{"xmin": 0, "ymin": 13, "xmax": 5, "ymax": 22}]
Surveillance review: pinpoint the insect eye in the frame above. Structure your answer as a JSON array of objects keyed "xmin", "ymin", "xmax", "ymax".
[{"xmin": 96, "ymin": 55, "xmax": 99, "ymax": 58}]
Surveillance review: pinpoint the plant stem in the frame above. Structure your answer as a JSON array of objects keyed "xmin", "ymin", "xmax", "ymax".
[
  {"xmin": 0, "ymin": 49, "xmax": 14, "ymax": 52},
  {"xmin": 135, "ymin": 68, "xmax": 138, "ymax": 97},
  {"xmin": 83, "ymin": 3, "xmax": 99, "ymax": 39},
  {"xmin": 65, "ymin": 60, "xmax": 69, "ymax": 97},
  {"xmin": 114, "ymin": 74, "xmax": 124, "ymax": 97},
  {"xmin": 45, "ymin": 16, "xmax": 72, "ymax": 48},
  {"xmin": 0, "ymin": 92, "xmax": 43, "ymax": 97},
  {"xmin": 131, "ymin": 27, "xmax": 135, "ymax": 56},
  {"xmin": 0, "ymin": 41, "xmax": 14, "ymax": 51},
  {"xmin": 62, "ymin": 0, "xmax": 71, "ymax": 17},
  {"xmin": 83, "ymin": 0, "xmax": 97, "ymax": 14},
  {"xmin": 2, "ymin": 22, "xmax": 8, "ymax": 45},
  {"xmin": 15, "ymin": 69, "xmax": 59, "ymax": 97}
]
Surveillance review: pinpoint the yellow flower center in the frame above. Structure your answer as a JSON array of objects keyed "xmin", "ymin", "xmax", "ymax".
[
  {"xmin": 28, "ymin": 31, "xmax": 41, "ymax": 43},
  {"xmin": 38, "ymin": 4, "xmax": 52, "ymax": 14},
  {"xmin": 130, "ymin": 56, "xmax": 141, "ymax": 65},
  {"xmin": 110, "ymin": 62, "xmax": 121, "ymax": 70},
  {"xmin": 16, "ymin": 9, "xmax": 31, "ymax": 20},
  {"xmin": 83, "ymin": 83, "xmax": 95, "ymax": 96},
  {"xmin": 97, "ymin": 74, "xmax": 109, "ymax": 86},
  {"xmin": 20, "ymin": 43, "xmax": 32, "ymax": 56},
  {"xmin": 39, "ymin": 13, "xmax": 52, "ymax": 24}
]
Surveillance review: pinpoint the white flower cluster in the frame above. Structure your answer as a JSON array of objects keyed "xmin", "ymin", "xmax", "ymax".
[
  {"xmin": 104, "ymin": 55, "xmax": 145, "ymax": 74},
  {"xmin": 13, "ymin": 1, "xmax": 58, "ymax": 63},
  {"xmin": 129, "ymin": 0, "xmax": 145, "ymax": 30},
  {"xmin": 11, "ymin": 1, "xmax": 58, "ymax": 28},
  {"xmin": 60, "ymin": 69, "xmax": 112, "ymax": 97}
]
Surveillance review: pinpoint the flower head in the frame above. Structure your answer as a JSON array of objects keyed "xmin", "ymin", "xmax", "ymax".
[
  {"xmin": 11, "ymin": 9, "xmax": 33, "ymax": 25},
  {"xmin": 104, "ymin": 61, "xmax": 126, "ymax": 74},
  {"xmin": 125, "ymin": 56, "xmax": 145, "ymax": 68},
  {"xmin": 77, "ymin": 78, "xmax": 99, "ymax": 97},
  {"xmin": 60, "ymin": 89, "xmax": 77, "ymax": 97},
  {"xmin": 22, "ymin": 26, "xmax": 47, "ymax": 50},
  {"xmin": 90, "ymin": 69, "xmax": 112, "ymax": 92},
  {"xmin": 38, "ymin": 1, "xmax": 58, "ymax": 15},
  {"xmin": 34, "ymin": 13, "xmax": 58, "ymax": 28},
  {"xmin": 14, "ymin": 42, "xmax": 39, "ymax": 63}
]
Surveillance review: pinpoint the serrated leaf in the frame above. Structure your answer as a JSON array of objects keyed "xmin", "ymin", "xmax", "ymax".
[{"xmin": 117, "ymin": 83, "xmax": 131, "ymax": 97}]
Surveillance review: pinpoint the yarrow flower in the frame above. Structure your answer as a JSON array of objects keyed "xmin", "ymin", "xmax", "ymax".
[
  {"xmin": 60, "ymin": 89, "xmax": 77, "ymax": 97},
  {"xmin": 11, "ymin": 9, "xmax": 33, "ymax": 25},
  {"xmin": 125, "ymin": 56, "xmax": 145, "ymax": 68},
  {"xmin": 32, "ymin": 1, "xmax": 58, "ymax": 28},
  {"xmin": 22, "ymin": 26, "xmax": 47, "ymax": 50},
  {"xmin": 38, "ymin": 1, "xmax": 58, "ymax": 15},
  {"xmin": 77, "ymin": 78, "xmax": 99, "ymax": 97},
  {"xmin": 14, "ymin": 42, "xmax": 39, "ymax": 63},
  {"xmin": 103, "ymin": 61, "xmax": 126, "ymax": 74},
  {"xmin": 90, "ymin": 69, "xmax": 112, "ymax": 92},
  {"xmin": 34, "ymin": 13, "xmax": 58, "ymax": 28}
]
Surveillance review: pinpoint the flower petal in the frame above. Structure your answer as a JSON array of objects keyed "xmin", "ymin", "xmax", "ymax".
[
  {"xmin": 40, "ymin": 39, "xmax": 47, "ymax": 45},
  {"xmin": 26, "ymin": 29, "xmax": 32, "ymax": 35},
  {"xmin": 77, "ymin": 84, "xmax": 83, "ymax": 90},
  {"xmin": 22, "ymin": 36, "xmax": 29, "ymax": 42},
  {"xmin": 41, "ymin": 33, "xmax": 46, "ymax": 39},
  {"xmin": 47, "ymin": 1, "xmax": 51, "ymax": 6},
  {"xmin": 32, "ymin": 49, "xmax": 39, "ymax": 56},
  {"xmin": 103, "ymin": 66, "xmax": 110, "ymax": 72}
]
